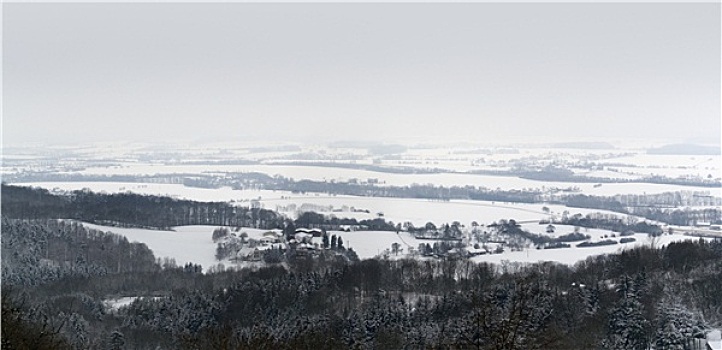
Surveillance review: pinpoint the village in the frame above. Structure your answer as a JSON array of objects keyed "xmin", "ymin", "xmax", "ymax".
[{"xmin": 208, "ymin": 214, "xmax": 656, "ymax": 266}]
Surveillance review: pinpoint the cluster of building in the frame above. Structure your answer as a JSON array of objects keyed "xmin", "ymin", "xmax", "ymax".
[{"xmin": 217, "ymin": 227, "xmax": 348, "ymax": 262}]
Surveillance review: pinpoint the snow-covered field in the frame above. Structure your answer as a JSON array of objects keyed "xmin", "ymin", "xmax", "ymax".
[
  {"xmin": 270, "ymin": 195, "xmax": 632, "ymax": 227},
  {"xmin": 19, "ymin": 182, "xmax": 298, "ymax": 203},
  {"xmin": 103, "ymin": 297, "xmax": 139, "ymax": 312},
  {"xmin": 79, "ymin": 222, "xmax": 709, "ymax": 272},
  {"xmin": 519, "ymin": 223, "xmax": 618, "ymax": 240},
  {"xmin": 331, "ymin": 231, "xmax": 422, "ymax": 259},
  {"xmin": 7, "ymin": 144, "xmax": 721, "ymax": 271},
  {"xmin": 70, "ymin": 162, "xmax": 719, "ymax": 197},
  {"xmin": 81, "ymin": 221, "xmax": 290, "ymax": 273},
  {"xmin": 596, "ymin": 154, "xmax": 720, "ymax": 170},
  {"xmin": 26, "ymin": 181, "xmax": 646, "ymax": 227},
  {"xmin": 103, "ymin": 296, "xmax": 163, "ymax": 312},
  {"xmin": 469, "ymin": 232, "xmax": 702, "ymax": 266},
  {"xmin": 79, "ymin": 221, "xmax": 397, "ymax": 272},
  {"xmin": 80, "ymin": 223, "xmax": 234, "ymax": 272}
]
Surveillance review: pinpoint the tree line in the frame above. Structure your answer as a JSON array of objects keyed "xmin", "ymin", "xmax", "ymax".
[
  {"xmin": 1, "ymin": 184, "xmax": 284, "ymax": 230},
  {"xmin": 6, "ymin": 169, "xmax": 721, "ymax": 227},
  {"xmin": 3, "ymin": 217, "xmax": 721, "ymax": 349}
]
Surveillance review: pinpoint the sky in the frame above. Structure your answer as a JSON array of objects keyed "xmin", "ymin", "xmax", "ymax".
[{"xmin": 3, "ymin": 2, "xmax": 720, "ymax": 147}]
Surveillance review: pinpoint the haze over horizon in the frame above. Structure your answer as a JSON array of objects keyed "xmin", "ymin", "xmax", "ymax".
[{"xmin": 3, "ymin": 3, "xmax": 721, "ymax": 148}]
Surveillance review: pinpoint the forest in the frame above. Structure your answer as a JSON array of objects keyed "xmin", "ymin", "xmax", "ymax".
[
  {"xmin": 6, "ymin": 169, "xmax": 720, "ymax": 227},
  {"xmin": 1, "ymin": 184, "xmax": 285, "ymax": 230},
  {"xmin": 2, "ymin": 187, "xmax": 722, "ymax": 349}
]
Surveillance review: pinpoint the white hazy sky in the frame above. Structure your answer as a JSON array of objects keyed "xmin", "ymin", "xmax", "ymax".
[{"xmin": 3, "ymin": 2, "xmax": 720, "ymax": 147}]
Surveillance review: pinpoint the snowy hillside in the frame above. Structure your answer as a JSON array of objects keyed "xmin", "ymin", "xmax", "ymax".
[{"xmin": 78, "ymin": 222, "xmax": 712, "ymax": 271}]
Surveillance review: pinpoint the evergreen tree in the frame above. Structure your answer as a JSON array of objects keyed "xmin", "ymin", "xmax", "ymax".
[
  {"xmin": 654, "ymin": 295, "xmax": 705, "ymax": 350},
  {"xmin": 602, "ymin": 276, "xmax": 649, "ymax": 350},
  {"xmin": 108, "ymin": 330, "xmax": 125, "ymax": 350},
  {"xmin": 322, "ymin": 233, "xmax": 329, "ymax": 249},
  {"xmin": 68, "ymin": 313, "xmax": 89, "ymax": 349}
]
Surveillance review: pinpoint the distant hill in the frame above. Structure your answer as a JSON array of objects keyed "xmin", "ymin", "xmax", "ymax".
[
  {"xmin": 647, "ymin": 143, "xmax": 721, "ymax": 155},
  {"xmin": 367, "ymin": 144, "xmax": 407, "ymax": 155},
  {"xmin": 546, "ymin": 142, "xmax": 615, "ymax": 150},
  {"xmin": 328, "ymin": 140, "xmax": 382, "ymax": 149}
]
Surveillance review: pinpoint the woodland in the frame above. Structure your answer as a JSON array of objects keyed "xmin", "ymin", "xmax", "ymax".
[{"xmin": 2, "ymin": 185, "xmax": 721, "ymax": 349}]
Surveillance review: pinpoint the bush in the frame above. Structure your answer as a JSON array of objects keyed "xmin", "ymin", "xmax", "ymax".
[
  {"xmin": 262, "ymin": 249, "xmax": 284, "ymax": 264},
  {"xmin": 577, "ymin": 239, "xmax": 617, "ymax": 248},
  {"xmin": 552, "ymin": 232, "xmax": 590, "ymax": 243},
  {"xmin": 544, "ymin": 242, "xmax": 571, "ymax": 249}
]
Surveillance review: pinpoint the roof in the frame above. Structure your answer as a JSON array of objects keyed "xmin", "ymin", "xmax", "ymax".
[
  {"xmin": 296, "ymin": 228, "xmax": 322, "ymax": 233},
  {"xmin": 465, "ymin": 247, "xmax": 486, "ymax": 254},
  {"xmin": 297, "ymin": 243, "xmax": 315, "ymax": 250},
  {"xmin": 295, "ymin": 232, "xmax": 312, "ymax": 241},
  {"xmin": 708, "ymin": 330, "xmax": 722, "ymax": 350},
  {"xmin": 236, "ymin": 247, "xmax": 256, "ymax": 258},
  {"xmin": 256, "ymin": 243, "xmax": 284, "ymax": 251}
]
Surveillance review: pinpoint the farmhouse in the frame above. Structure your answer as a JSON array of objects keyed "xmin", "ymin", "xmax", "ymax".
[
  {"xmin": 236, "ymin": 247, "xmax": 262, "ymax": 262},
  {"xmin": 294, "ymin": 231, "xmax": 313, "ymax": 244},
  {"xmin": 707, "ymin": 329, "xmax": 721, "ymax": 350},
  {"xmin": 259, "ymin": 231, "xmax": 282, "ymax": 245},
  {"xmin": 463, "ymin": 246, "xmax": 487, "ymax": 257},
  {"xmin": 696, "ymin": 221, "xmax": 712, "ymax": 228},
  {"xmin": 295, "ymin": 227, "xmax": 324, "ymax": 237}
]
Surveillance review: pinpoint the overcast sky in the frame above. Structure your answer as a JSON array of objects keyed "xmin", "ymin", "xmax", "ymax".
[{"xmin": 3, "ymin": 3, "xmax": 720, "ymax": 147}]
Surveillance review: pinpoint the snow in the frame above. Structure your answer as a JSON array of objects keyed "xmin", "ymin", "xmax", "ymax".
[
  {"xmin": 78, "ymin": 221, "xmax": 413, "ymax": 270},
  {"xmin": 18, "ymin": 180, "xmax": 274, "ymax": 204},
  {"xmin": 330, "ymin": 231, "xmax": 432, "ymax": 259},
  {"xmin": 581, "ymin": 182, "xmax": 720, "ymax": 197},
  {"xmin": 572, "ymin": 169, "xmax": 642, "ymax": 180},
  {"xmin": 16, "ymin": 182, "xmax": 300, "ymax": 203},
  {"xmin": 519, "ymin": 223, "xmax": 617, "ymax": 241},
  {"xmin": 4, "ymin": 141, "xmax": 719, "ymax": 185},
  {"xmin": 86, "ymin": 224, "xmax": 218, "ymax": 270},
  {"xmin": 8, "ymin": 139, "xmax": 721, "ymax": 200},
  {"xmin": 469, "ymin": 233, "xmax": 712, "ymax": 266},
  {"xmin": 76, "ymin": 221, "xmax": 711, "ymax": 272},
  {"xmin": 103, "ymin": 297, "xmax": 138, "ymax": 311},
  {"xmin": 79, "ymin": 222, "xmax": 275, "ymax": 272},
  {"xmin": 270, "ymin": 195, "xmax": 637, "ymax": 227},
  {"xmin": 707, "ymin": 329, "xmax": 722, "ymax": 350},
  {"xmin": 77, "ymin": 163, "xmax": 389, "ymax": 180},
  {"xmin": 598, "ymin": 154, "xmax": 721, "ymax": 169},
  {"xmin": 103, "ymin": 296, "xmax": 163, "ymax": 312},
  {"xmin": 595, "ymin": 154, "xmax": 721, "ymax": 180},
  {"xmin": 45, "ymin": 150, "xmax": 722, "ymax": 196},
  {"xmin": 9, "ymin": 147, "xmax": 720, "ymax": 271},
  {"xmin": 708, "ymin": 329, "xmax": 722, "ymax": 350},
  {"xmin": 19, "ymin": 182, "xmax": 642, "ymax": 227},
  {"xmin": 68, "ymin": 162, "xmax": 721, "ymax": 197}
]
